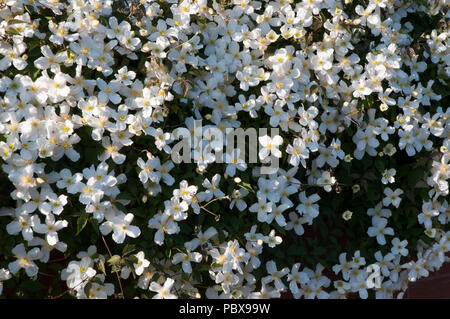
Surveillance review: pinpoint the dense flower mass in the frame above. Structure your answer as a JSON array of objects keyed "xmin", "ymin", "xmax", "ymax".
[{"xmin": 0, "ymin": 0, "xmax": 449, "ymax": 299}]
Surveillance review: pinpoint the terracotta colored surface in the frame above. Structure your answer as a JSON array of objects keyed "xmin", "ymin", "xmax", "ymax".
[{"xmin": 406, "ymin": 260, "xmax": 450, "ymax": 299}]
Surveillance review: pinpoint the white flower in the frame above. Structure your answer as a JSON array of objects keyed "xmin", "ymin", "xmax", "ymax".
[
  {"xmin": 262, "ymin": 260, "xmax": 289, "ymax": 290},
  {"xmin": 382, "ymin": 187, "xmax": 403, "ymax": 208},
  {"xmin": 0, "ymin": 36, "xmax": 27, "ymax": 71},
  {"xmin": 99, "ymin": 136, "xmax": 126, "ymax": 164},
  {"xmin": 381, "ymin": 168, "xmax": 396, "ymax": 184},
  {"xmin": 6, "ymin": 210, "xmax": 39, "ymax": 241},
  {"xmin": 148, "ymin": 212, "xmax": 180, "ymax": 246},
  {"xmin": 316, "ymin": 171, "xmax": 336, "ymax": 192},
  {"xmin": 150, "ymin": 127, "xmax": 172, "ymax": 154},
  {"xmin": 367, "ymin": 202, "xmax": 392, "ymax": 219},
  {"xmin": 351, "ymin": 250, "xmax": 366, "ymax": 268},
  {"xmin": 115, "ymin": 66, "xmax": 136, "ymax": 85},
  {"xmin": 172, "ymin": 244, "xmax": 202, "ymax": 274},
  {"xmin": 0, "ymin": 269, "xmax": 11, "ymax": 295},
  {"xmin": 188, "ymin": 227, "xmax": 218, "ymax": 250},
  {"xmin": 97, "ymin": 79, "xmax": 122, "ymax": 104},
  {"xmin": 404, "ymin": 259, "xmax": 428, "ymax": 282},
  {"xmin": 285, "ymin": 212, "xmax": 306, "ymax": 236},
  {"xmin": 263, "ymin": 229, "xmax": 282, "ymax": 248},
  {"xmin": 133, "ymin": 251, "xmax": 150, "ymax": 276},
  {"xmin": 8, "ymin": 244, "xmax": 42, "ymax": 277},
  {"xmin": 287, "ymin": 263, "xmax": 308, "ymax": 294},
  {"xmin": 398, "ymin": 125, "xmax": 417, "ymax": 156},
  {"xmin": 137, "ymin": 156, "xmax": 162, "ymax": 184},
  {"xmin": 249, "ymin": 197, "xmax": 273, "ymax": 223},
  {"xmin": 296, "ymin": 191, "xmax": 320, "ymax": 220},
  {"xmin": 198, "ymin": 174, "xmax": 224, "ymax": 202},
  {"xmin": 0, "ymin": 0, "xmax": 447, "ymax": 300},
  {"xmin": 99, "ymin": 213, "xmax": 141, "ymax": 244},
  {"xmin": 266, "ymin": 203, "xmax": 289, "ymax": 227},
  {"xmin": 316, "ymin": 146, "xmax": 339, "ymax": 168},
  {"xmin": 83, "ymin": 277, "xmax": 115, "ymax": 299},
  {"xmin": 33, "ymin": 214, "xmax": 68, "ymax": 246},
  {"xmin": 417, "ymin": 201, "xmax": 439, "ymax": 229},
  {"xmin": 62, "ymin": 256, "xmax": 96, "ymax": 289},
  {"xmin": 391, "ymin": 238, "xmax": 408, "ymax": 257},
  {"xmin": 286, "ymin": 137, "xmax": 309, "ymax": 168},
  {"xmin": 215, "ymin": 266, "xmax": 239, "ymax": 294},
  {"xmin": 258, "ymin": 135, "xmax": 283, "ymax": 160},
  {"xmin": 149, "ymin": 278, "xmax": 177, "ymax": 299},
  {"xmin": 34, "ymin": 45, "xmax": 67, "ymax": 73},
  {"xmin": 367, "ymin": 217, "xmax": 394, "ymax": 245},
  {"xmin": 332, "ymin": 253, "xmax": 352, "ymax": 281}
]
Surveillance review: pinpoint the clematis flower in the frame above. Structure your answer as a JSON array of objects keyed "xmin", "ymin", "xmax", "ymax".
[{"xmin": 99, "ymin": 213, "xmax": 141, "ymax": 244}]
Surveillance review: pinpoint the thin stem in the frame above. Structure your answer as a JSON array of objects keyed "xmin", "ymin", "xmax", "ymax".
[
  {"xmin": 199, "ymin": 204, "xmax": 219, "ymax": 220},
  {"xmin": 38, "ymin": 272, "xmax": 54, "ymax": 277},
  {"xmin": 201, "ymin": 195, "xmax": 230, "ymax": 208},
  {"xmin": 101, "ymin": 235, "xmax": 125, "ymax": 299},
  {"xmin": 165, "ymin": 31, "xmax": 201, "ymax": 55},
  {"xmin": 48, "ymin": 252, "xmax": 73, "ymax": 264},
  {"xmin": 290, "ymin": 180, "xmax": 351, "ymax": 187},
  {"xmin": 198, "ymin": 195, "xmax": 230, "ymax": 220},
  {"xmin": 49, "ymin": 276, "xmax": 91, "ymax": 299}
]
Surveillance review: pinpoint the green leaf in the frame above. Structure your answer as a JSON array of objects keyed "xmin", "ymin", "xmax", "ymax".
[
  {"xmin": 107, "ymin": 255, "xmax": 121, "ymax": 265},
  {"xmin": 114, "ymin": 201, "xmax": 127, "ymax": 212},
  {"xmin": 117, "ymin": 192, "xmax": 135, "ymax": 201},
  {"xmin": 262, "ymin": 223, "xmax": 270, "ymax": 235},
  {"xmin": 240, "ymin": 182, "xmax": 255, "ymax": 193},
  {"xmin": 122, "ymin": 244, "xmax": 136, "ymax": 257},
  {"xmin": 128, "ymin": 254, "xmax": 139, "ymax": 263},
  {"xmin": 89, "ymin": 218, "xmax": 99, "ymax": 235},
  {"xmin": 407, "ymin": 169, "xmax": 424, "ymax": 187},
  {"xmin": 76, "ymin": 215, "xmax": 88, "ymax": 236},
  {"xmin": 84, "ymin": 282, "xmax": 93, "ymax": 298},
  {"xmin": 181, "ymin": 272, "xmax": 190, "ymax": 281},
  {"xmin": 152, "ymin": 273, "xmax": 162, "ymax": 284},
  {"xmin": 131, "ymin": 207, "xmax": 146, "ymax": 218},
  {"xmin": 98, "ymin": 259, "xmax": 106, "ymax": 275},
  {"xmin": 374, "ymin": 159, "xmax": 385, "ymax": 173},
  {"xmin": 287, "ymin": 246, "xmax": 303, "ymax": 256},
  {"xmin": 312, "ymin": 247, "xmax": 326, "ymax": 256},
  {"xmin": 318, "ymin": 221, "xmax": 328, "ymax": 238}
]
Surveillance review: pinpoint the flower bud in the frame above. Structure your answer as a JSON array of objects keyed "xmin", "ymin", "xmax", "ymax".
[
  {"xmin": 342, "ymin": 210, "xmax": 353, "ymax": 221},
  {"xmin": 344, "ymin": 154, "xmax": 353, "ymax": 162}
]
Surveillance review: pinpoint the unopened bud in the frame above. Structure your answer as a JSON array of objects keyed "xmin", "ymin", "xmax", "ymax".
[
  {"xmin": 139, "ymin": 29, "xmax": 148, "ymax": 37},
  {"xmin": 342, "ymin": 210, "xmax": 353, "ymax": 221}
]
